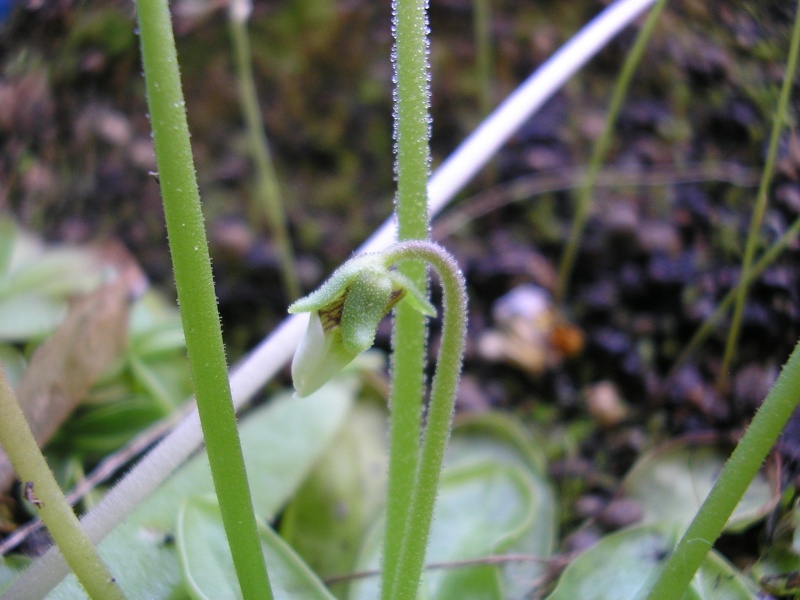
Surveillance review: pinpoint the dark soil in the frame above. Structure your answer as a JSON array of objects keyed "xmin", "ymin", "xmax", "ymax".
[{"xmin": 3, "ymin": 0, "xmax": 800, "ymax": 588}]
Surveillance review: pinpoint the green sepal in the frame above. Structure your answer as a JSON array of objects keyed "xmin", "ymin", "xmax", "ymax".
[
  {"xmin": 341, "ymin": 268, "xmax": 393, "ymax": 354},
  {"xmin": 389, "ymin": 271, "xmax": 436, "ymax": 317},
  {"xmin": 287, "ymin": 250, "xmax": 437, "ymax": 397},
  {"xmin": 288, "ymin": 254, "xmax": 381, "ymax": 315}
]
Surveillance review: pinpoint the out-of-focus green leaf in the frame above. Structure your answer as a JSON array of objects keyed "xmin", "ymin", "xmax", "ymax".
[
  {"xmin": 44, "ymin": 290, "xmax": 190, "ymax": 462},
  {"xmin": 750, "ymin": 498, "xmax": 800, "ymax": 596},
  {"xmin": 0, "ymin": 248, "xmax": 101, "ymax": 300},
  {"xmin": 432, "ymin": 564, "xmax": 503, "ymax": 600},
  {"xmin": 446, "ymin": 412, "xmax": 549, "ymax": 474},
  {"xmin": 46, "ymin": 383, "xmax": 356, "ymax": 599},
  {"xmin": 0, "ymin": 292, "xmax": 67, "ymax": 341},
  {"xmin": 0, "ymin": 218, "xmax": 17, "ymax": 275},
  {"xmin": 691, "ymin": 551, "xmax": 758, "ymax": 598},
  {"xmin": 445, "ymin": 413, "xmax": 558, "ymax": 598},
  {"xmin": 0, "ymin": 556, "xmax": 31, "ymax": 595},
  {"xmin": 128, "ymin": 354, "xmax": 192, "ymax": 412},
  {"xmin": 279, "ymin": 399, "xmax": 388, "ymax": 599},
  {"xmin": 0, "ymin": 221, "xmax": 107, "ymax": 341},
  {"xmin": 349, "ymin": 461, "xmax": 539, "ymax": 600},
  {"xmin": 0, "ymin": 344, "xmax": 26, "ymax": 390},
  {"xmin": 622, "ymin": 443, "xmax": 776, "ymax": 533},
  {"xmin": 0, "ymin": 279, "xmax": 130, "ymax": 492},
  {"xmin": 128, "ymin": 290, "xmax": 182, "ymax": 333},
  {"xmin": 425, "ymin": 462, "xmax": 537, "ymax": 599},
  {"xmin": 343, "ymin": 412, "xmax": 557, "ymax": 600},
  {"xmin": 545, "ymin": 525, "xmax": 756, "ymax": 600},
  {"xmin": 130, "ymin": 321, "xmax": 186, "ymax": 358},
  {"xmin": 0, "ymin": 218, "xmax": 40, "ymax": 277},
  {"xmin": 51, "ymin": 396, "xmax": 166, "ymax": 456},
  {"xmin": 178, "ymin": 496, "xmax": 336, "ymax": 600}
]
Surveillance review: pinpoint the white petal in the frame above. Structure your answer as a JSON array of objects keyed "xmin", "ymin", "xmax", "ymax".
[{"xmin": 291, "ymin": 312, "xmax": 358, "ymax": 397}]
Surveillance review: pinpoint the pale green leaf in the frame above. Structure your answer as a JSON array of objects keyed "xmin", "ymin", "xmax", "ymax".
[
  {"xmin": 0, "ymin": 293, "xmax": 67, "ymax": 341},
  {"xmin": 46, "ymin": 384, "xmax": 355, "ymax": 599},
  {"xmin": 130, "ymin": 321, "xmax": 186, "ymax": 358},
  {"xmin": 445, "ymin": 413, "xmax": 557, "ymax": 598},
  {"xmin": 0, "ymin": 344, "xmax": 26, "ymax": 390},
  {"xmin": 0, "ymin": 556, "xmax": 31, "ymax": 595},
  {"xmin": 546, "ymin": 525, "xmax": 756, "ymax": 600},
  {"xmin": 178, "ymin": 496, "xmax": 336, "ymax": 600},
  {"xmin": 622, "ymin": 443, "xmax": 776, "ymax": 534},
  {"xmin": 349, "ymin": 462, "xmax": 537, "ymax": 600},
  {"xmin": 279, "ymin": 400, "xmax": 389, "ymax": 599},
  {"xmin": 0, "ymin": 248, "xmax": 101, "ymax": 300},
  {"xmin": 0, "ymin": 218, "xmax": 17, "ymax": 276}
]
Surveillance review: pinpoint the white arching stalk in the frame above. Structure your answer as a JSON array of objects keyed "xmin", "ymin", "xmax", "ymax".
[{"xmin": 3, "ymin": 1, "xmax": 656, "ymax": 596}]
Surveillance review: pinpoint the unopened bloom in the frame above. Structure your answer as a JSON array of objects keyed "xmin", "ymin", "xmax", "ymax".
[{"xmin": 288, "ymin": 252, "xmax": 434, "ymax": 396}]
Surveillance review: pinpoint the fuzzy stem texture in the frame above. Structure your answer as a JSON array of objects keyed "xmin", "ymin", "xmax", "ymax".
[
  {"xmin": 381, "ymin": 241, "xmax": 467, "ymax": 600},
  {"xmin": 0, "ymin": 369, "xmax": 126, "ymax": 600},
  {"xmin": 383, "ymin": 0, "xmax": 432, "ymax": 598},
  {"xmin": 135, "ymin": 1, "xmax": 273, "ymax": 598},
  {"xmin": 647, "ymin": 340, "xmax": 800, "ymax": 599}
]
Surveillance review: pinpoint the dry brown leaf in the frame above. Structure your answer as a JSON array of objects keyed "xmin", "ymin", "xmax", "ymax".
[{"xmin": 0, "ymin": 276, "xmax": 130, "ymax": 492}]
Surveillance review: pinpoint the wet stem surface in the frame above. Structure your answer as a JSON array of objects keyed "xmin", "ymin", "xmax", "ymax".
[{"xmin": 2, "ymin": 0, "xmax": 800, "ymax": 573}]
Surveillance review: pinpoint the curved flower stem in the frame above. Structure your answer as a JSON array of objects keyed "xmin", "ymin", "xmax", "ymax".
[
  {"xmin": 380, "ymin": 241, "xmax": 468, "ymax": 600},
  {"xmin": 0, "ymin": 369, "xmax": 126, "ymax": 600}
]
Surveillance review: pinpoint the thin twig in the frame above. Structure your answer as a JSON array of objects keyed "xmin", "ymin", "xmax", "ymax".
[
  {"xmin": 324, "ymin": 552, "xmax": 559, "ymax": 586},
  {"xmin": 433, "ymin": 162, "xmax": 760, "ymax": 239}
]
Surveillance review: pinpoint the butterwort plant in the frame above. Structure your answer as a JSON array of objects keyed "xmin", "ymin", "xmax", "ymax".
[{"xmin": 289, "ymin": 240, "xmax": 468, "ymax": 596}]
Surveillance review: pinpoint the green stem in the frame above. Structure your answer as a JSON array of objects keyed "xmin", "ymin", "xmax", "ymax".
[
  {"xmin": 472, "ymin": 0, "xmax": 493, "ymax": 118},
  {"xmin": 384, "ymin": 0, "xmax": 432, "ymax": 597},
  {"xmin": 717, "ymin": 0, "xmax": 800, "ymax": 389},
  {"xmin": 647, "ymin": 337, "xmax": 800, "ymax": 599},
  {"xmin": 555, "ymin": 0, "xmax": 668, "ymax": 303},
  {"xmin": 228, "ymin": 0, "xmax": 301, "ymax": 301},
  {"xmin": 0, "ymin": 369, "xmax": 126, "ymax": 600},
  {"xmin": 135, "ymin": 2, "xmax": 273, "ymax": 598},
  {"xmin": 670, "ymin": 212, "xmax": 800, "ymax": 376},
  {"xmin": 649, "ymin": 5, "xmax": 800, "ymax": 595},
  {"xmin": 381, "ymin": 241, "xmax": 468, "ymax": 600}
]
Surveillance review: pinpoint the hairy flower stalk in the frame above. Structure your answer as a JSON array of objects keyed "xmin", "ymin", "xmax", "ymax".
[{"xmin": 288, "ymin": 240, "xmax": 467, "ymax": 598}]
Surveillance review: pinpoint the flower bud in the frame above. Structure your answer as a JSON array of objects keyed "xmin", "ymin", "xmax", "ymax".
[{"xmin": 288, "ymin": 253, "xmax": 434, "ymax": 396}]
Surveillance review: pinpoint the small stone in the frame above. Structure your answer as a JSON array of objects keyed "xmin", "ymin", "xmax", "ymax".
[{"xmin": 584, "ymin": 381, "xmax": 628, "ymax": 428}]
